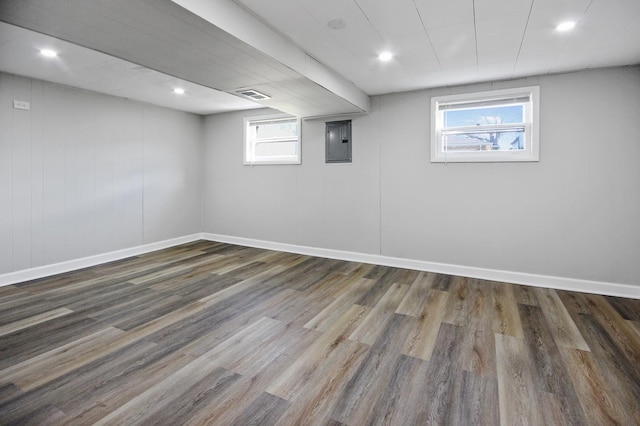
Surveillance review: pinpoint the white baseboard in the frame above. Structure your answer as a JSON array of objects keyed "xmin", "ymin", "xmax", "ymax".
[
  {"xmin": 0, "ymin": 234, "xmax": 203, "ymax": 287},
  {"xmin": 2, "ymin": 232, "xmax": 638, "ymax": 300},
  {"xmin": 202, "ymin": 233, "xmax": 640, "ymax": 300}
]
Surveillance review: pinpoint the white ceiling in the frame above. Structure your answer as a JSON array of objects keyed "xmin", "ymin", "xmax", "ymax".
[
  {"xmin": 0, "ymin": 0, "xmax": 369, "ymax": 117},
  {"xmin": 0, "ymin": 0, "xmax": 639, "ymax": 115},
  {"xmin": 0, "ymin": 22, "xmax": 261, "ymax": 115},
  {"xmin": 236, "ymin": 0, "xmax": 640, "ymax": 94}
]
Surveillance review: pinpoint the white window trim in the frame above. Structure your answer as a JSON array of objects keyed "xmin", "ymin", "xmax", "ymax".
[
  {"xmin": 244, "ymin": 114, "xmax": 301, "ymax": 165},
  {"xmin": 431, "ymin": 86, "xmax": 540, "ymax": 163}
]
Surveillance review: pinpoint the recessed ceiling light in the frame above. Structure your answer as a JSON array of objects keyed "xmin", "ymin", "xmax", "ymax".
[
  {"xmin": 556, "ymin": 21, "xmax": 576, "ymax": 32},
  {"xmin": 40, "ymin": 49, "xmax": 58, "ymax": 58},
  {"xmin": 327, "ymin": 19, "xmax": 346, "ymax": 30},
  {"xmin": 173, "ymin": 88, "xmax": 185, "ymax": 95},
  {"xmin": 378, "ymin": 52, "xmax": 393, "ymax": 62}
]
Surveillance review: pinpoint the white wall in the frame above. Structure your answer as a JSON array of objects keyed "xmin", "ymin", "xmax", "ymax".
[
  {"xmin": 3, "ymin": 67, "xmax": 637, "ymax": 288},
  {"xmin": 202, "ymin": 108, "xmax": 381, "ymax": 255},
  {"xmin": 0, "ymin": 72, "xmax": 202, "ymax": 275},
  {"xmin": 202, "ymin": 66, "xmax": 640, "ymax": 287}
]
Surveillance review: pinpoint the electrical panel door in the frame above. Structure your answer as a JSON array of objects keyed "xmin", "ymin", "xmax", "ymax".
[{"xmin": 325, "ymin": 120, "xmax": 352, "ymax": 163}]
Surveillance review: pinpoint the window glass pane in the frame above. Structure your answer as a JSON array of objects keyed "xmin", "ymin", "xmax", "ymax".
[
  {"xmin": 252, "ymin": 120, "xmax": 297, "ymax": 140},
  {"xmin": 442, "ymin": 104, "xmax": 524, "ymax": 128},
  {"xmin": 443, "ymin": 129, "xmax": 525, "ymax": 152},
  {"xmin": 431, "ymin": 86, "xmax": 538, "ymax": 162},
  {"xmin": 245, "ymin": 115, "xmax": 301, "ymax": 165},
  {"xmin": 254, "ymin": 140, "xmax": 298, "ymax": 157}
]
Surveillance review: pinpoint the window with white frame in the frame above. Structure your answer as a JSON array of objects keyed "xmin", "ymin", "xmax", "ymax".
[
  {"xmin": 244, "ymin": 115, "xmax": 301, "ymax": 165},
  {"xmin": 431, "ymin": 86, "xmax": 539, "ymax": 162}
]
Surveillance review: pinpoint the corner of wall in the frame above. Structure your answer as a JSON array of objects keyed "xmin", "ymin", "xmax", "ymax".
[{"xmin": 198, "ymin": 114, "xmax": 206, "ymax": 234}]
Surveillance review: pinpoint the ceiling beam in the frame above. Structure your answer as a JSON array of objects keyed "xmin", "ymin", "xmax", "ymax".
[{"xmin": 0, "ymin": 0, "xmax": 370, "ymax": 117}]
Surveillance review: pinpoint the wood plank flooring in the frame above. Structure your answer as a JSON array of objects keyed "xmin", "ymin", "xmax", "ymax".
[{"xmin": 0, "ymin": 240, "xmax": 639, "ymax": 425}]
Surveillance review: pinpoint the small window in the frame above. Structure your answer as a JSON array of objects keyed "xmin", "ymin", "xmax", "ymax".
[
  {"xmin": 431, "ymin": 86, "xmax": 539, "ymax": 162},
  {"xmin": 244, "ymin": 115, "xmax": 301, "ymax": 165}
]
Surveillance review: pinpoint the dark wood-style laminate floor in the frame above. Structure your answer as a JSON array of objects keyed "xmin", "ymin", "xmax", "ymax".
[{"xmin": 0, "ymin": 240, "xmax": 639, "ymax": 425}]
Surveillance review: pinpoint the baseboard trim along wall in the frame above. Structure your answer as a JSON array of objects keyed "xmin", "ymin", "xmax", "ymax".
[
  {"xmin": 1, "ymin": 232, "xmax": 638, "ymax": 300},
  {"xmin": 0, "ymin": 234, "xmax": 203, "ymax": 287},
  {"xmin": 203, "ymin": 233, "xmax": 640, "ymax": 300}
]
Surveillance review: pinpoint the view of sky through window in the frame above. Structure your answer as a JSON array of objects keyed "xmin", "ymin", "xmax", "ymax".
[{"xmin": 443, "ymin": 105, "xmax": 523, "ymax": 128}]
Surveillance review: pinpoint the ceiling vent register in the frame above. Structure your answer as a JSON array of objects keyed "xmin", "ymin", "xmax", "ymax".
[{"xmin": 237, "ymin": 89, "xmax": 271, "ymax": 100}]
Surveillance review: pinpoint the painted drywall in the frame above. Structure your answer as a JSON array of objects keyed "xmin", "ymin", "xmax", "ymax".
[
  {"xmin": 0, "ymin": 72, "xmax": 202, "ymax": 275},
  {"xmin": 202, "ymin": 108, "xmax": 381, "ymax": 255},
  {"xmin": 377, "ymin": 67, "xmax": 640, "ymax": 286},
  {"xmin": 202, "ymin": 66, "xmax": 640, "ymax": 287}
]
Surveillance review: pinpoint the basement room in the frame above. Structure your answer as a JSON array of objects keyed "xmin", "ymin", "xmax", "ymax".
[{"xmin": 0, "ymin": 0, "xmax": 639, "ymax": 424}]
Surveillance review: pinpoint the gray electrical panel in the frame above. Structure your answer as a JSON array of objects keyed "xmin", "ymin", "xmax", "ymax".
[{"xmin": 325, "ymin": 120, "xmax": 352, "ymax": 163}]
